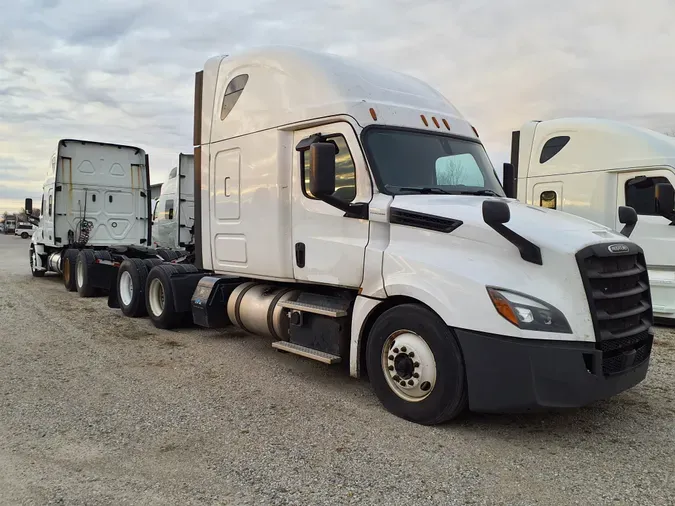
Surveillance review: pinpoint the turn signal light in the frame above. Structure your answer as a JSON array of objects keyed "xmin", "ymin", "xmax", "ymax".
[{"xmin": 487, "ymin": 288, "xmax": 519, "ymax": 326}]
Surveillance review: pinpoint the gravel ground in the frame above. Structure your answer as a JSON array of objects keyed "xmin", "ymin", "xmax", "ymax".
[{"xmin": 0, "ymin": 233, "xmax": 673, "ymax": 506}]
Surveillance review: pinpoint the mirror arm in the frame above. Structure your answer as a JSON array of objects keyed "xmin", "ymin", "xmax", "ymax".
[
  {"xmin": 318, "ymin": 195, "xmax": 369, "ymax": 219},
  {"xmin": 620, "ymin": 223, "xmax": 636, "ymax": 237}
]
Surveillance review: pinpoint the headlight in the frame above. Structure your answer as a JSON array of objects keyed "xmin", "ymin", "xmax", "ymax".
[{"xmin": 486, "ymin": 287, "xmax": 572, "ymax": 333}]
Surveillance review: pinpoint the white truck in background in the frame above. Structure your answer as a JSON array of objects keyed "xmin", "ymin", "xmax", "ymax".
[
  {"xmin": 105, "ymin": 46, "xmax": 656, "ymax": 424},
  {"xmin": 27, "ymin": 139, "xmax": 188, "ymax": 297},
  {"xmin": 15, "ymin": 222, "xmax": 35, "ymax": 239},
  {"xmin": 4, "ymin": 217, "xmax": 16, "ymax": 234},
  {"xmin": 503, "ymin": 118, "xmax": 675, "ymax": 322},
  {"xmin": 151, "ymin": 153, "xmax": 195, "ymax": 250}
]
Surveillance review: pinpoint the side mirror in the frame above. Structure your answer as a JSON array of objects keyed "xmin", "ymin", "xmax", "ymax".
[
  {"xmin": 25, "ymin": 198, "xmax": 33, "ymax": 214},
  {"xmin": 482, "ymin": 199, "xmax": 511, "ymax": 225},
  {"xmin": 502, "ymin": 163, "xmax": 516, "ymax": 199},
  {"xmin": 618, "ymin": 205, "xmax": 638, "ymax": 237},
  {"xmin": 308, "ymin": 143, "xmax": 336, "ymax": 197},
  {"xmin": 655, "ymin": 183, "xmax": 674, "ymax": 220}
]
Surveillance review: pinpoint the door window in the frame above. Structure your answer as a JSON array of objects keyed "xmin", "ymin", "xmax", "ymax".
[
  {"xmin": 165, "ymin": 199, "xmax": 174, "ymax": 220},
  {"xmin": 625, "ymin": 176, "xmax": 672, "ymax": 215},
  {"xmin": 48, "ymin": 194, "xmax": 53, "ymax": 216},
  {"xmin": 301, "ymin": 135, "xmax": 356, "ymax": 204}
]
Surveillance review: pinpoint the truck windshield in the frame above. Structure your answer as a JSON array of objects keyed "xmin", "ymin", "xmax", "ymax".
[{"xmin": 362, "ymin": 127, "xmax": 504, "ymax": 196}]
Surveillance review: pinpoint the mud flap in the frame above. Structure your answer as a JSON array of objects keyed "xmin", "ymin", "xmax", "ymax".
[{"xmin": 107, "ymin": 273, "xmax": 120, "ymax": 308}]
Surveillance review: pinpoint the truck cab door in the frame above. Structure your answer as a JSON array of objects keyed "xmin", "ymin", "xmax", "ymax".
[
  {"xmin": 292, "ymin": 122, "xmax": 371, "ymax": 288},
  {"xmin": 617, "ymin": 168, "xmax": 675, "ymax": 316}
]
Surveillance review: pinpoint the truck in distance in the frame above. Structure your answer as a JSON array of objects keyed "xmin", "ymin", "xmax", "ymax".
[{"xmin": 504, "ymin": 118, "xmax": 675, "ymax": 323}]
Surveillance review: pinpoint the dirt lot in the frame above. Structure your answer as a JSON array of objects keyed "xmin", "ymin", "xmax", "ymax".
[{"xmin": 0, "ymin": 233, "xmax": 673, "ymax": 505}]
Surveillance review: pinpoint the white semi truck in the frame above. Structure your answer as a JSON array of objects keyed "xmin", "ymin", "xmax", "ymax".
[
  {"xmin": 102, "ymin": 46, "xmax": 655, "ymax": 424},
  {"xmin": 4, "ymin": 217, "xmax": 16, "ymax": 234},
  {"xmin": 151, "ymin": 153, "xmax": 195, "ymax": 250},
  {"xmin": 27, "ymin": 140, "xmax": 187, "ymax": 297},
  {"xmin": 503, "ymin": 118, "xmax": 675, "ymax": 322}
]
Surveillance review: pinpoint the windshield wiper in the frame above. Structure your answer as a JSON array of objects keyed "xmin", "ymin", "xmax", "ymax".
[
  {"xmin": 385, "ymin": 185, "xmax": 452, "ymax": 195},
  {"xmin": 459, "ymin": 189, "xmax": 502, "ymax": 196}
]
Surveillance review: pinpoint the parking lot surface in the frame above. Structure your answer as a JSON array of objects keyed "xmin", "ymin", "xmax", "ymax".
[{"xmin": 0, "ymin": 233, "xmax": 673, "ymax": 505}]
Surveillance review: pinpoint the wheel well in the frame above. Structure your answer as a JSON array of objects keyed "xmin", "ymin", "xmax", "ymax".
[{"xmin": 357, "ymin": 295, "xmax": 440, "ymax": 378}]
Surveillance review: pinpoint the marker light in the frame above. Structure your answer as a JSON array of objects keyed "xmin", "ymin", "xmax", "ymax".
[
  {"xmin": 369, "ymin": 108, "xmax": 377, "ymax": 121},
  {"xmin": 421, "ymin": 114, "xmax": 429, "ymax": 126},
  {"xmin": 432, "ymin": 117, "xmax": 440, "ymax": 128},
  {"xmin": 442, "ymin": 119, "xmax": 451, "ymax": 130}
]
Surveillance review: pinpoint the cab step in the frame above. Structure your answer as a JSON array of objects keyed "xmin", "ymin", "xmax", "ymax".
[
  {"xmin": 279, "ymin": 300, "xmax": 348, "ymax": 317},
  {"xmin": 272, "ymin": 341, "xmax": 342, "ymax": 364}
]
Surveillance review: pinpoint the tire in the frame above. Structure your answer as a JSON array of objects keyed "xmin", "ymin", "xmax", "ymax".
[
  {"xmin": 365, "ymin": 304, "xmax": 468, "ymax": 425},
  {"xmin": 143, "ymin": 258, "xmax": 163, "ymax": 270},
  {"xmin": 156, "ymin": 249, "xmax": 181, "ymax": 261},
  {"xmin": 21, "ymin": 232, "xmax": 29, "ymax": 239},
  {"xmin": 75, "ymin": 250, "xmax": 97, "ymax": 298},
  {"xmin": 94, "ymin": 250, "xmax": 113, "ymax": 261},
  {"xmin": 145, "ymin": 264, "xmax": 182, "ymax": 329},
  {"xmin": 29, "ymin": 248, "xmax": 45, "ymax": 277},
  {"xmin": 62, "ymin": 249, "xmax": 79, "ymax": 292},
  {"xmin": 117, "ymin": 259, "xmax": 150, "ymax": 317}
]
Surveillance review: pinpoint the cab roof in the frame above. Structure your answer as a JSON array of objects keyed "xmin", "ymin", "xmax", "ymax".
[{"xmin": 200, "ymin": 45, "xmax": 476, "ymax": 143}]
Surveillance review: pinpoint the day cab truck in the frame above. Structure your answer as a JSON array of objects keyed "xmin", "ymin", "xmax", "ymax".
[
  {"xmin": 26, "ymin": 140, "xmax": 187, "ymax": 296},
  {"xmin": 109, "ymin": 46, "xmax": 655, "ymax": 425},
  {"xmin": 503, "ymin": 118, "xmax": 675, "ymax": 323}
]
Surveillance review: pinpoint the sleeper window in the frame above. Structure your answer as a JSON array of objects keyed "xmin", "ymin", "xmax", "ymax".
[
  {"xmin": 220, "ymin": 74, "xmax": 249, "ymax": 121},
  {"xmin": 540, "ymin": 190, "xmax": 557, "ymax": 209}
]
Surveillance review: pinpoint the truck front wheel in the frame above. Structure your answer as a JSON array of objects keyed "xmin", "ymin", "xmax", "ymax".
[
  {"xmin": 29, "ymin": 248, "xmax": 45, "ymax": 277},
  {"xmin": 366, "ymin": 304, "xmax": 468, "ymax": 425}
]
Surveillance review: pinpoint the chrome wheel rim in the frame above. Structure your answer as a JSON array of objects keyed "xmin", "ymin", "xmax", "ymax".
[
  {"xmin": 76, "ymin": 259, "xmax": 85, "ymax": 288},
  {"xmin": 381, "ymin": 330, "xmax": 437, "ymax": 402},
  {"xmin": 119, "ymin": 271, "xmax": 134, "ymax": 307},
  {"xmin": 148, "ymin": 278, "xmax": 165, "ymax": 317}
]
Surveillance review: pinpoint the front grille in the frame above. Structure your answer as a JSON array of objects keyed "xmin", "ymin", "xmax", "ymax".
[
  {"xmin": 576, "ymin": 243, "xmax": 654, "ymax": 376},
  {"xmin": 598, "ymin": 330, "xmax": 653, "ymax": 376}
]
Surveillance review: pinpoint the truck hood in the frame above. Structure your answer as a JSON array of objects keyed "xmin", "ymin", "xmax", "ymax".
[{"xmin": 390, "ymin": 195, "xmax": 626, "ymax": 254}]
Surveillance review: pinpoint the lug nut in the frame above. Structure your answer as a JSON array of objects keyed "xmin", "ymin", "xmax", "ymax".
[
  {"xmin": 388, "ymin": 355, "xmax": 394, "ymax": 361},
  {"xmin": 393, "ymin": 375, "xmax": 400, "ymax": 381},
  {"xmin": 388, "ymin": 365, "xmax": 394, "ymax": 371},
  {"xmin": 414, "ymin": 362, "xmax": 420, "ymax": 368},
  {"xmin": 393, "ymin": 348, "xmax": 399, "ymax": 354},
  {"xmin": 408, "ymin": 380, "xmax": 414, "ymax": 386},
  {"xmin": 409, "ymin": 352, "xmax": 415, "ymax": 358},
  {"xmin": 413, "ymin": 373, "xmax": 420, "ymax": 379},
  {"xmin": 401, "ymin": 346, "xmax": 407, "ymax": 352},
  {"xmin": 400, "ymin": 381, "xmax": 406, "ymax": 386}
]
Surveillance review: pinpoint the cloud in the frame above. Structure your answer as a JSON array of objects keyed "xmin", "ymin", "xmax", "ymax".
[{"xmin": 0, "ymin": 0, "xmax": 674, "ymax": 213}]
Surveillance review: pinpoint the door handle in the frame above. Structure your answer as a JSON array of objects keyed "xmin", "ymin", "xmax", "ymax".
[
  {"xmin": 295, "ymin": 242, "xmax": 305, "ymax": 268},
  {"xmin": 224, "ymin": 177, "xmax": 230, "ymax": 197}
]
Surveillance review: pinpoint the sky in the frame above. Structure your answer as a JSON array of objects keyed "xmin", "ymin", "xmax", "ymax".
[{"xmin": 1, "ymin": 0, "xmax": 674, "ymax": 214}]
